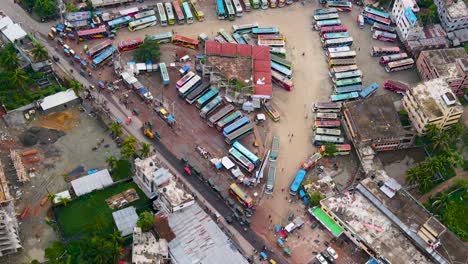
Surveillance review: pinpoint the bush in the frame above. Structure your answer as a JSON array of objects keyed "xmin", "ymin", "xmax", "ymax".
[{"xmin": 111, "ymin": 160, "xmax": 132, "ymax": 181}]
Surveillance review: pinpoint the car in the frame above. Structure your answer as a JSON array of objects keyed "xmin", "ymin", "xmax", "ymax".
[
  {"xmin": 310, "ymin": 222, "xmax": 319, "ymax": 229},
  {"xmin": 316, "ymin": 253, "xmax": 328, "ymax": 264},
  {"xmin": 326, "ymin": 247, "xmax": 338, "ymax": 259},
  {"xmin": 321, "ymin": 251, "xmax": 335, "ymax": 263}
]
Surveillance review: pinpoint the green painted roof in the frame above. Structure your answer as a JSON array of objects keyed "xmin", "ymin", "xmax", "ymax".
[{"xmin": 309, "ymin": 207, "xmax": 343, "ymax": 237}]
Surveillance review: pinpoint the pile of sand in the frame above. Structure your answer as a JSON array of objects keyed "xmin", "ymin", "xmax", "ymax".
[{"xmin": 21, "ymin": 127, "xmax": 65, "ymax": 147}]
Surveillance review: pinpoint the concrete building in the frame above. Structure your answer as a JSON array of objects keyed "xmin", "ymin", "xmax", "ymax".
[
  {"xmin": 0, "ymin": 161, "xmax": 21, "ymax": 257},
  {"xmin": 405, "ymin": 24, "xmax": 450, "ymax": 58},
  {"xmin": 112, "ymin": 206, "xmax": 139, "ymax": 237},
  {"xmin": 342, "ymin": 95, "xmax": 415, "ymax": 152},
  {"xmin": 39, "ymin": 89, "xmax": 80, "ymax": 113},
  {"xmin": 132, "ymin": 227, "xmax": 169, "ymax": 264},
  {"xmin": 392, "ymin": 0, "xmax": 422, "ymax": 40},
  {"xmin": 416, "ymin": 48, "xmax": 468, "ymax": 96},
  {"xmin": 435, "ymin": 0, "xmax": 468, "ymax": 32},
  {"xmin": 154, "ymin": 178, "xmax": 195, "ymax": 214},
  {"xmin": 134, "ymin": 155, "xmax": 173, "ymax": 199},
  {"xmin": 402, "ymin": 79, "xmax": 463, "ymax": 134}
]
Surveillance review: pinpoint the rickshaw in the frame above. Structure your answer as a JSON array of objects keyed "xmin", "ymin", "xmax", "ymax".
[
  {"xmin": 98, "ymin": 81, "xmax": 105, "ymax": 89},
  {"xmin": 132, "ymin": 108, "xmax": 140, "ymax": 116},
  {"xmin": 277, "ymin": 238, "xmax": 285, "ymax": 248},
  {"xmin": 125, "ymin": 116, "xmax": 132, "ymax": 124},
  {"xmin": 284, "ymin": 247, "xmax": 291, "ymax": 256},
  {"xmin": 260, "ymin": 252, "xmax": 268, "ymax": 260}
]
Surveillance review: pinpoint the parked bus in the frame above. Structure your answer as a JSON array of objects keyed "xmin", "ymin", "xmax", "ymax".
[
  {"xmin": 190, "ymin": 0, "xmax": 205, "ymax": 21},
  {"xmin": 164, "ymin": 2, "xmax": 176, "ymax": 25},
  {"xmin": 332, "ymin": 70, "xmax": 362, "ymax": 82},
  {"xmin": 322, "ymin": 37, "xmax": 353, "ymax": 48},
  {"xmin": 364, "ymin": 13, "xmax": 391, "ymax": 26},
  {"xmin": 233, "ymin": 141, "xmax": 260, "ymax": 165},
  {"xmin": 385, "ymin": 58, "xmax": 414, "ymax": 72},
  {"xmin": 263, "ymin": 101, "xmax": 280, "ymax": 122},
  {"xmin": 92, "ymin": 46, "xmax": 116, "ymax": 69},
  {"xmin": 357, "ymin": 14, "xmax": 365, "ymax": 28},
  {"xmin": 186, "ymin": 83, "xmax": 210, "ymax": 104},
  {"xmin": 230, "ymin": 183, "xmax": 253, "ymax": 208},
  {"xmin": 335, "ymin": 84, "xmax": 362, "ymax": 94},
  {"xmin": 216, "ymin": 0, "xmax": 226, "ymax": 19},
  {"xmin": 329, "ymin": 64, "xmax": 358, "ymax": 75},
  {"xmin": 371, "ymin": 22, "xmax": 395, "ymax": 33},
  {"xmin": 172, "ymin": 35, "xmax": 199, "ymax": 49},
  {"xmin": 77, "ymin": 27, "xmax": 108, "ymax": 41},
  {"xmin": 315, "ymin": 19, "xmax": 342, "ymax": 28},
  {"xmin": 181, "ymin": 2, "xmax": 194, "ymax": 24},
  {"xmin": 258, "ymin": 34, "xmax": 285, "ymax": 41},
  {"xmin": 370, "ymin": 46, "xmax": 400, "ymax": 57},
  {"xmin": 313, "ymin": 134, "xmax": 344, "ymax": 145},
  {"xmin": 225, "ymin": 123, "xmax": 253, "ymax": 144},
  {"xmin": 196, "ymin": 88, "xmax": 219, "ymax": 109},
  {"xmin": 219, "ymin": 28, "xmax": 237, "ymax": 43},
  {"xmin": 172, "ymin": 1, "xmax": 185, "ymax": 24},
  {"xmin": 215, "ymin": 36, "xmax": 227, "ymax": 43},
  {"xmin": 128, "ymin": 16, "xmax": 157, "ymax": 31},
  {"xmin": 258, "ymin": 39, "xmax": 285, "ymax": 47},
  {"xmin": 233, "ymin": 22, "xmax": 259, "ymax": 33},
  {"xmin": 313, "ymin": 102, "xmax": 342, "ymax": 112},
  {"xmin": 208, "ymin": 104, "xmax": 234, "ymax": 127},
  {"xmin": 223, "ymin": 116, "xmax": 250, "ymax": 136},
  {"xmin": 335, "ymin": 77, "xmax": 362, "ymax": 87},
  {"xmin": 316, "ymin": 112, "xmax": 338, "ymax": 119},
  {"xmin": 134, "ymin": 10, "xmax": 156, "ymax": 20},
  {"xmin": 157, "ymin": 3, "xmax": 168, "ymax": 26},
  {"xmin": 108, "ymin": 16, "xmax": 132, "ymax": 30},
  {"xmin": 251, "ymin": 0, "xmax": 261, "ymax": 9},
  {"xmin": 270, "ymin": 47, "xmax": 287, "ymax": 57},
  {"xmin": 325, "ymin": 46, "xmax": 350, "ymax": 56},
  {"xmin": 145, "ymin": 32, "xmax": 173, "ymax": 44},
  {"xmin": 241, "ymin": 0, "xmax": 251, "ymax": 11},
  {"xmin": 260, "ymin": 0, "xmax": 269, "ymax": 9},
  {"xmin": 316, "ymin": 128, "xmax": 341, "ymax": 136},
  {"xmin": 335, "ymin": 144, "xmax": 352, "ymax": 155},
  {"xmin": 373, "ymin": 30, "xmax": 397, "ymax": 42},
  {"xmin": 313, "ymin": 120, "xmax": 341, "ymax": 128},
  {"xmin": 314, "ymin": 8, "xmax": 338, "ymax": 15},
  {"xmin": 331, "ymin": 92, "xmax": 359, "ymax": 102},
  {"xmin": 328, "ymin": 58, "xmax": 356, "ymax": 67},
  {"xmin": 232, "ymin": 0, "xmax": 244, "ymax": 16},
  {"xmin": 217, "ymin": 110, "xmax": 242, "ymax": 130},
  {"xmin": 269, "ymin": 0, "xmax": 277, "ymax": 8},
  {"xmin": 233, "ymin": 33, "xmax": 247, "ymax": 44},
  {"xmin": 360, "ymin": 82, "xmax": 379, "ymax": 98},
  {"xmin": 289, "ymin": 169, "xmax": 306, "ymax": 195},
  {"xmin": 271, "ymin": 54, "xmax": 292, "ymax": 69},
  {"xmin": 363, "ymin": 6, "xmax": 391, "ymax": 19},
  {"xmin": 379, "ymin": 53, "xmax": 408, "ymax": 65},
  {"xmin": 269, "ymin": 135, "xmax": 280, "ymax": 161},
  {"xmin": 229, "ymin": 147, "xmax": 255, "ymax": 172},
  {"xmin": 179, "ymin": 75, "xmax": 202, "ymax": 97},
  {"xmin": 325, "ymin": 1, "xmax": 352, "ymax": 11},
  {"xmin": 224, "ymin": 0, "xmax": 236, "ymax": 20},
  {"xmin": 241, "ymin": 33, "xmax": 256, "ymax": 45},
  {"xmin": 271, "ymin": 61, "xmax": 292, "ymax": 79},
  {"xmin": 200, "ymin": 96, "xmax": 223, "ymax": 119},
  {"xmin": 86, "ymin": 39, "xmax": 113, "ymax": 58},
  {"xmin": 301, "ymin": 153, "xmax": 322, "ymax": 171},
  {"xmin": 176, "ymin": 71, "xmax": 196, "ymax": 89},
  {"xmin": 117, "ymin": 38, "xmax": 144, "ymax": 52},
  {"xmin": 319, "ymin": 25, "xmax": 347, "ymax": 35},
  {"xmin": 384, "ymin": 80, "xmax": 409, "ymax": 94},
  {"xmin": 265, "ymin": 161, "xmax": 276, "ymax": 194},
  {"xmin": 327, "ymin": 50, "xmax": 356, "ymax": 60},
  {"xmin": 119, "ymin": 7, "xmax": 139, "ymax": 17},
  {"xmin": 159, "ymin": 63, "xmax": 170, "ymax": 86},
  {"xmin": 271, "ymin": 70, "xmax": 293, "ymax": 91},
  {"xmin": 314, "ymin": 13, "xmax": 340, "ymax": 21},
  {"xmin": 252, "ymin": 27, "xmax": 280, "ymax": 35},
  {"xmin": 321, "ymin": 32, "xmax": 350, "ymax": 41}
]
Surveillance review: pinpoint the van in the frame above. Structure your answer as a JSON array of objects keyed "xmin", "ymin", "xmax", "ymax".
[{"xmin": 180, "ymin": 55, "xmax": 191, "ymax": 62}]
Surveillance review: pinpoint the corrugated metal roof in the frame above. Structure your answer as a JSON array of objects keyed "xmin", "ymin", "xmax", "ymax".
[
  {"xmin": 2, "ymin": 23, "xmax": 27, "ymax": 42},
  {"xmin": 112, "ymin": 206, "xmax": 138, "ymax": 237},
  {"xmin": 71, "ymin": 169, "xmax": 113, "ymax": 196},
  {"xmin": 220, "ymin": 43, "xmax": 237, "ymax": 56},
  {"xmin": 40, "ymin": 89, "xmax": 79, "ymax": 111}
]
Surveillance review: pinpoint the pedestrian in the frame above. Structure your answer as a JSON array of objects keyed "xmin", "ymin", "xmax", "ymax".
[
  {"xmin": 302, "ymin": 52, "xmax": 305, "ymax": 56},
  {"xmin": 289, "ymin": 138, "xmax": 292, "ymax": 143},
  {"xmin": 358, "ymin": 47, "xmax": 361, "ymax": 51},
  {"xmin": 291, "ymin": 133, "xmax": 294, "ymax": 137},
  {"xmin": 281, "ymin": 168, "xmax": 284, "ymax": 172}
]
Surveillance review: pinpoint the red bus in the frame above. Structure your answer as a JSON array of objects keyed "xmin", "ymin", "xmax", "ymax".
[
  {"xmin": 319, "ymin": 25, "xmax": 347, "ymax": 36},
  {"xmin": 364, "ymin": 13, "xmax": 391, "ymax": 26},
  {"xmin": 384, "ymin": 80, "xmax": 409, "ymax": 94},
  {"xmin": 77, "ymin": 27, "xmax": 108, "ymax": 42},
  {"xmin": 117, "ymin": 38, "xmax": 144, "ymax": 52},
  {"xmin": 271, "ymin": 70, "xmax": 293, "ymax": 91},
  {"xmin": 86, "ymin": 39, "xmax": 113, "ymax": 58},
  {"xmin": 370, "ymin": 46, "xmax": 400, "ymax": 57},
  {"xmin": 314, "ymin": 120, "xmax": 341, "ymax": 128},
  {"xmin": 172, "ymin": 35, "xmax": 199, "ymax": 49},
  {"xmin": 172, "ymin": 1, "xmax": 185, "ymax": 24},
  {"xmin": 379, "ymin": 53, "xmax": 408, "ymax": 65},
  {"xmin": 258, "ymin": 34, "xmax": 286, "ymax": 40}
]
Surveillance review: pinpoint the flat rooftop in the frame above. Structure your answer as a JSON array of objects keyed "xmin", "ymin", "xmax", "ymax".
[
  {"xmin": 421, "ymin": 48, "xmax": 467, "ymax": 79},
  {"xmin": 344, "ymin": 95, "xmax": 409, "ymax": 141},
  {"xmin": 445, "ymin": 0, "xmax": 468, "ymax": 19}
]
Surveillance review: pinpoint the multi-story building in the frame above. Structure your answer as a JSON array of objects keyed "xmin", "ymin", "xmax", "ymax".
[
  {"xmin": 133, "ymin": 155, "xmax": 172, "ymax": 199},
  {"xmin": 402, "ymin": 79, "xmax": 463, "ymax": 134},
  {"xmin": 132, "ymin": 227, "xmax": 169, "ymax": 264},
  {"xmin": 416, "ymin": 48, "xmax": 468, "ymax": 96},
  {"xmin": 391, "ymin": 0, "xmax": 422, "ymax": 40},
  {"xmin": 434, "ymin": 0, "xmax": 468, "ymax": 32},
  {"xmin": 405, "ymin": 24, "xmax": 450, "ymax": 57}
]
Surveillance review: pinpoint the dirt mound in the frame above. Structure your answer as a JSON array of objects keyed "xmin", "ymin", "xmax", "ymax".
[{"xmin": 21, "ymin": 127, "xmax": 65, "ymax": 147}]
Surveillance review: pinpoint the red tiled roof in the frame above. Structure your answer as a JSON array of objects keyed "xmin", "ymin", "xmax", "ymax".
[
  {"xmin": 254, "ymin": 71, "xmax": 273, "ymax": 97},
  {"xmin": 252, "ymin": 46, "xmax": 271, "ymax": 60},
  {"xmin": 237, "ymin": 44, "xmax": 252, "ymax": 57},
  {"xmin": 220, "ymin": 43, "xmax": 237, "ymax": 57},
  {"xmin": 253, "ymin": 60, "xmax": 271, "ymax": 72}
]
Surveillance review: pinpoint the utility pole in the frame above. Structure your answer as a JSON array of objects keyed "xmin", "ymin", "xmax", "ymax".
[{"xmin": 58, "ymin": 0, "xmax": 65, "ymax": 24}]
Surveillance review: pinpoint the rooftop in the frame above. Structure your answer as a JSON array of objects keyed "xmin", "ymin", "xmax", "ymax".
[
  {"xmin": 112, "ymin": 206, "xmax": 138, "ymax": 237},
  {"xmin": 40, "ymin": 89, "xmax": 79, "ymax": 111},
  {"xmin": 132, "ymin": 227, "xmax": 168, "ymax": 264},
  {"xmin": 0, "ymin": 21, "xmax": 26, "ymax": 42},
  {"xmin": 158, "ymin": 178, "xmax": 194, "ymax": 208},
  {"xmin": 344, "ymin": 95, "xmax": 409, "ymax": 141},
  {"xmin": 134, "ymin": 156, "xmax": 172, "ymax": 187},
  {"xmin": 421, "ymin": 48, "xmax": 467, "ymax": 79},
  {"xmin": 445, "ymin": 0, "xmax": 468, "ymax": 19},
  {"xmin": 70, "ymin": 169, "xmax": 113, "ymax": 197}
]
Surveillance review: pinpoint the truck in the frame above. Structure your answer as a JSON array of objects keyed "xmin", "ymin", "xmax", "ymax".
[
  {"xmin": 301, "ymin": 153, "xmax": 322, "ymax": 171},
  {"xmin": 155, "ymin": 106, "xmax": 176, "ymax": 127},
  {"xmin": 141, "ymin": 122, "xmax": 154, "ymax": 139}
]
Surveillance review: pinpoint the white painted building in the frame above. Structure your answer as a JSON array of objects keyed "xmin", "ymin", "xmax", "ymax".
[
  {"xmin": 391, "ymin": 0, "xmax": 423, "ymax": 40},
  {"xmin": 435, "ymin": 0, "xmax": 468, "ymax": 32}
]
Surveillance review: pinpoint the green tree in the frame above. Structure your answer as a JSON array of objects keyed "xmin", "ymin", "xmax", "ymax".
[
  {"xmin": 65, "ymin": 3, "xmax": 79, "ymax": 12},
  {"xmin": 453, "ymin": 177, "xmax": 468, "ymax": 189},
  {"xmin": 406, "ymin": 166, "xmax": 427, "ymax": 185},
  {"xmin": 10, "ymin": 69, "xmax": 29, "ymax": 92},
  {"xmin": 58, "ymin": 197, "xmax": 71, "ymax": 206},
  {"xmin": 309, "ymin": 191, "xmax": 324, "ymax": 206},
  {"xmin": 78, "ymin": 235, "xmax": 121, "ymax": 264},
  {"xmin": 0, "ymin": 43, "xmax": 19, "ymax": 71},
  {"xmin": 121, "ymin": 136, "xmax": 138, "ymax": 160},
  {"xmin": 68, "ymin": 79, "xmax": 84, "ymax": 96},
  {"xmin": 106, "ymin": 155, "xmax": 118, "ymax": 170},
  {"xmin": 44, "ymin": 241, "xmax": 66, "ymax": 262},
  {"xmin": 134, "ymin": 40, "xmax": 160, "ymax": 62},
  {"xmin": 110, "ymin": 122, "xmax": 123, "ymax": 137},
  {"xmin": 139, "ymin": 142, "xmax": 151, "ymax": 158},
  {"xmin": 425, "ymin": 156, "xmax": 445, "ymax": 175},
  {"xmin": 47, "ymin": 192, "xmax": 56, "ymax": 204},
  {"xmin": 34, "ymin": 0, "xmax": 57, "ymax": 20},
  {"xmin": 425, "ymin": 125, "xmax": 450, "ymax": 153},
  {"xmin": 323, "ymin": 142, "xmax": 338, "ymax": 157},
  {"xmin": 31, "ymin": 42, "xmax": 49, "ymax": 62},
  {"xmin": 85, "ymin": 0, "xmax": 96, "ymax": 11},
  {"xmin": 137, "ymin": 211, "xmax": 155, "ymax": 232},
  {"xmin": 441, "ymin": 149, "xmax": 463, "ymax": 168},
  {"xmin": 431, "ymin": 192, "xmax": 450, "ymax": 210}
]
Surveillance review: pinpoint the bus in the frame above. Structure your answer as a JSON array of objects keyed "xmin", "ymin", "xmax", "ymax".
[
  {"xmin": 384, "ymin": 80, "xmax": 409, "ymax": 94},
  {"xmin": 216, "ymin": 0, "xmax": 226, "ymax": 19},
  {"xmin": 313, "ymin": 120, "xmax": 341, "ymax": 128},
  {"xmin": 146, "ymin": 32, "xmax": 174, "ymax": 44},
  {"xmin": 385, "ymin": 58, "xmax": 414, "ymax": 72},
  {"xmin": 271, "ymin": 62, "xmax": 292, "ymax": 79},
  {"xmin": 224, "ymin": 0, "xmax": 236, "ymax": 21},
  {"xmin": 271, "ymin": 70, "xmax": 293, "ymax": 91},
  {"xmin": 313, "ymin": 102, "xmax": 342, "ymax": 112},
  {"xmin": 208, "ymin": 104, "xmax": 235, "ymax": 127},
  {"xmin": 331, "ymin": 92, "xmax": 359, "ymax": 102},
  {"xmin": 258, "ymin": 34, "xmax": 285, "ymax": 41},
  {"xmin": 332, "ymin": 70, "xmax": 362, "ymax": 82},
  {"xmin": 128, "ymin": 16, "xmax": 157, "ymax": 31},
  {"xmin": 223, "ymin": 116, "xmax": 250, "ymax": 136},
  {"xmin": 159, "ymin": 63, "xmax": 170, "ymax": 86},
  {"xmin": 327, "ymin": 50, "xmax": 356, "ymax": 60},
  {"xmin": 241, "ymin": 0, "xmax": 251, "ymax": 11},
  {"xmin": 251, "ymin": 0, "xmax": 261, "ymax": 9},
  {"xmin": 271, "ymin": 54, "xmax": 292, "ymax": 69},
  {"xmin": 173, "ymin": 35, "xmax": 199, "ymax": 49},
  {"xmin": 363, "ymin": 6, "xmax": 390, "ymax": 19},
  {"xmin": 165, "ymin": 2, "xmax": 176, "ymax": 25},
  {"xmin": 314, "ymin": 13, "xmax": 340, "ymax": 21},
  {"xmin": 325, "ymin": 1, "xmax": 352, "ymax": 11},
  {"xmin": 357, "ymin": 14, "xmax": 365, "ymax": 28},
  {"xmin": 182, "ymin": 2, "xmax": 194, "ymax": 24},
  {"xmin": 215, "ymin": 36, "xmax": 227, "ymax": 43},
  {"xmin": 335, "ymin": 77, "xmax": 362, "ymax": 87},
  {"xmin": 270, "ymin": 47, "xmax": 287, "ymax": 57},
  {"xmin": 233, "ymin": 23, "xmax": 259, "ymax": 33},
  {"xmin": 176, "ymin": 71, "xmax": 196, "ymax": 89},
  {"xmin": 289, "ymin": 169, "xmax": 306, "ymax": 195},
  {"xmin": 233, "ymin": 141, "xmax": 260, "ymax": 165},
  {"xmin": 92, "ymin": 46, "xmax": 116, "ymax": 69},
  {"xmin": 172, "ymin": 1, "xmax": 185, "ymax": 24},
  {"xmin": 335, "ymin": 84, "xmax": 363, "ymax": 94},
  {"xmin": 263, "ymin": 101, "xmax": 280, "ymax": 122},
  {"xmin": 329, "ymin": 65, "xmax": 358, "ymax": 76},
  {"xmin": 269, "ymin": 135, "xmax": 280, "ymax": 161},
  {"xmin": 242, "ymin": 33, "xmax": 256, "ymax": 45},
  {"xmin": 370, "ymin": 46, "xmax": 400, "ymax": 57},
  {"xmin": 230, "ymin": 183, "xmax": 253, "ymax": 208},
  {"xmin": 335, "ymin": 144, "xmax": 352, "ymax": 155},
  {"xmin": 86, "ymin": 39, "xmax": 113, "ymax": 58},
  {"xmin": 196, "ymin": 88, "xmax": 219, "ymax": 109},
  {"xmin": 108, "ymin": 16, "xmax": 132, "ymax": 30},
  {"xmin": 371, "ymin": 23, "xmax": 395, "ymax": 33},
  {"xmin": 360, "ymin": 82, "xmax": 379, "ymax": 98},
  {"xmin": 315, "ymin": 8, "xmax": 338, "ymax": 15},
  {"xmin": 186, "ymin": 83, "xmax": 210, "ymax": 104},
  {"xmin": 315, "ymin": 19, "xmax": 342, "ymax": 28},
  {"xmin": 364, "ymin": 13, "xmax": 391, "ymax": 26},
  {"xmin": 134, "ymin": 10, "xmax": 156, "ymax": 20},
  {"xmin": 77, "ymin": 27, "xmax": 108, "ymax": 42},
  {"xmin": 301, "ymin": 153, "xmax": 322, "ymax": 171},
  {"xmin": 252, "ymin": 27, "xmax": 280, "ymax": 35},
  {"xmin": 316, "ymin": 112, "xmax": 338, "ymax": 119},
  {"xmin": 322, "ymin": 37, "xmax": 353, "ymax": 48},
  {"xmin": 225, "ymin": 123, "xmax": 253, "ymax": 144},
  {"xmin": 316, "ymin": 128, "xmax": 341, "ymax": 136},
  {"xmin": 328, "ymin": 58, "xmax": 357, "ymax": 67},
  {"xmin": 157, "ymin": 3, "xmax": 168, "ymax": 26},
  {"xmin": 269, "ymin": 0, "xmax": 277, "ymax": 8},
  {"xmin": 216, "ymin": 110, "xmax": 242, "ymax": 130},
  {"xmin": 119, "ymin": 7, "xmax": 139, "ymax": 17},
  {"xmin": 258, "ymin": 39, "xmax": 285, "ymax": 47},
  {"xmin": 325, "ymin": 46, "xmax": 350, "ymax": 56},
  {"xmin": 373, "ymin": 30, "xmax": 397, "ymax": 42},
  {"xmin": 233, "ymin": 33, "xmax": 247, "ymax": 44},
  {"xmin": 179, "ymin": 75, "xmax": 202, "ymax": 97},
  {"xmin": 319, "ymin": 25, "xmax": 347, "ymax": 35},
  {"xmin": 117, "ymin": 38, "xmax": 144, "ymax": 52},
  {"xmin": 200, "ymin": 96, "xmax": 223, "ymax": 119},
  {"xmin": 313, "ymin": 135, "xmax": 344, "ymax": 145},
  {"xmin": 232, "ymin": 0, "xmax": 244, "ymax": 16},
  {"xmin": 321, "ymin": 32, "xmax": 350, "ymax": 40},
  {"xmin": 190, "ymin": 0, "xmax": 205, "ymax": 21},
  {"xmin": 229, "ymin": 147, "xmax": 255, "ymax": 172},
  {"xmin": 379, "ymin": 53, "xmax": 408, "ymax": 65},
  {"xmin": 265, "ymin": 161, "xmax": 276, "ymax": 194},
  {"xmin": 219, "ymin": 28, "xmax": 237, "ymax": 43}
]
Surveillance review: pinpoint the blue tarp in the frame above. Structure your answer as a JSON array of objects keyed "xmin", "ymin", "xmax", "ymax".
[{"xmin": 167, "ymin": 115, "xmax": 175, "ymax": 122}]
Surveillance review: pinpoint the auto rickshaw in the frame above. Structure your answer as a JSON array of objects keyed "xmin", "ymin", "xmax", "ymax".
[{"xmin": 260, "ymin": 252, "xmax": 268, "ymax": 260}]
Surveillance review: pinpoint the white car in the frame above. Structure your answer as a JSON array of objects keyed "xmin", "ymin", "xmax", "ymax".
[
  {"xmin": 316, "ymin": 253, "xmax": 328, "ymax": 264},
  {"xmin": 326, "ymin": 247, "xmax": 338, "ymax": 259}
]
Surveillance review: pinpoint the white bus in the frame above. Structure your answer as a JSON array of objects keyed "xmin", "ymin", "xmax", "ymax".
[
  {"xmin": 157, "ymin": 3, "xmax": 168, "ymax": 26},
  {"xmin": 232, "ymin": 0, "xmax": 244, "ymax": 16},
  {"xmin": 128, "ymin": 16, "xmax": 157, "ymax": 31},
  {"xmin": 164, "ymin": 2, "xmax": 176, "ymax": 25},
  {"xmin": 134, "ymin": 10, "xmax": 156, "ymax": 19},
  {"xmin": 178, "ymin": 75, "xmax": 202, "ymax": 97}
]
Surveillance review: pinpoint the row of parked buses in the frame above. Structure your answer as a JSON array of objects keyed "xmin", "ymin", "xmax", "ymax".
[{"xmin": 216, "ymin": 0, "xmax": 299, "ymax": 20}]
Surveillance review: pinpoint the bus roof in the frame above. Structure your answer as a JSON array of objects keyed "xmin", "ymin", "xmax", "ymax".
[
  {"xmin": 78, "ymin": 27, "xmax": 107, "ymax": 36},
  {"xmin": 174, "ymin": 35, "xmax": 199, "ymax": 45}
]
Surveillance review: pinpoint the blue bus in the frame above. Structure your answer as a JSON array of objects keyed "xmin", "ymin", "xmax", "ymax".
[
  {"xmin": 233, "ymin": 141, "xmax": 260, "ymax": 165},
  {"xmin": 92, "ymin": 46, "xmax": 116, "ymax": 69},
  {"xmin": 364, "ymin": 7, "xmax": 391, "ymax": 19},
  {"xmin": 252, "ymin": 27, "xmax": 280, "ymax": 35},
  {"xmin": 196, "ymin": 88, "xmax": 219, "ymax": 109},
  {"xmin": 289, "ymin": 169, "xmax": 306, "ymax": 195},
  {"xmin": 335, "ymin": 84, "xmax": 362, "ymax": 94},
  {"xmin": 159, "ymin": 63, "xmax": 170, "ymax": 85},
  {"xmin": 107, "ymin": 16, "xmax": 132, "ymax": 30},
  {"xmin": 271, "ymin": 61, "xmax": 292, "ymax": 79},
  {"xmin": 331, "ymin": 92, "xmax": 359, "ymax": 102},
  {"xmin": 232, "ymin": 32, "xmax": 247, "ymax": 44},
  {"xmin": 216, "ymin": 0, "xmax": 226, "ymax": 19},
  {"xmin": 223, "ymin": 116, "xmax": 250, "ymax": 136},
  {"xmin": 360, "ymin": 82, "xmax": 379, "ymax": 98}
]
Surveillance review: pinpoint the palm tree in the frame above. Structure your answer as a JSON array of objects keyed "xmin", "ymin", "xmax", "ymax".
[
  {"xmin": 139, "ymin": 142, "xmax": 151, "ymax": 158},
  {"xmin": 424, "ymin": 156, "xmax": 444, "ymax": 175},
  {"xmin": 121, "ymin": 136, "xmax": 138, "ymax": 160},
  {"xmin": 47, "ymin": 193, "xmax": 56, "ymax": 204},
  {"xmin": 109, "ymin": 122, "xmax": 123, "ymax": 137},
  {"xmin": 9, "ymin": 68, "xmax": 28, "ymax": 92},
  {"xmin": 425, "ymin": 125, "xmax": 450, "ymax": 153},
  {"xmin": 31, "ymin": 42, "xmax": 48, "ymax": 62},
  {"xmin": 406, "ymin": 166, "xmax": 425, "ymax": 185},
  {"xmin": 106, "ymin": 155, "xmax": 118, "ymax": 170},
  {"xmin": 440, "ymin": 149, "xmax": 463, "ymax": 168},
  {"xmin": 58, "ymin": 197, "xmax": 71, "ymax": 206},
  {"xmin": 122, "ymin": 136, "xmax": 137, "ymax": 150},
  {"xmin": 419, "ymin": 174, "xmax": 433, "ymax": 193},
  {"xmin": 69, "ymin": 79, "xmax": 84, "ymax": 96},
  {"xmin": 121, "ymin": 146, "xmax": 136, "ymax": 160},
  {"xmin": 0, "ymin": 43, "xmax": 19, "ymax": 71},
  {"xmin": 431, "ymin": 192, "xmax": 450, "ymax": 211},
  {"xmin": 323, "ymin": 142, "xmax": 338, "ymax": 157}
]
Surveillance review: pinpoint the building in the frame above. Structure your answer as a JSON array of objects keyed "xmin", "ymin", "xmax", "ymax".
[
  {"xmin": 133, "ymin": 155, "xmax": 173, "ymax": 199},
  {"xmin": 0, "ymin": 161, "xmax": 21, "ymax": 257},
  {"xmin": 39, "ymin": 89, "xmax": 80, "ymax": 113},
  {"xmin": 447, "ymin": 27, "xmax": 468, "ymax": 45},
  {"xmin": 416, "ymin": 48, "xmax": 468, "ymax": 96},
  {"xmin": 342, "ymin": 95, "xmax": 415, "ymax": 152},
  {"xmin": 402, "ymin": 79, "xmax": 463, "ymax": 134},
  {"xmin": 391, "ymin": 0, "xmax": 422, "ymax": 40},
  {"xmin": 434, "ymin": 0, "xmax": 468, "ymax": 32},
  {"xmin": 132, "ymin": 227, "xmax": 169, "ymax": 264},
  {"xmin": 404, "ymin": 24, "xmax": 450, "ymax": 58},
  {"xmin": 70, "ymin": 169, "xmax": 113, "ymax": 197},
  {"xmin": 112, "ymin": 206, "xmax": 139, "ymax": 237},
  {"xmin": 154, "ymin": 178, "xmax": 195, "ymax": 214}
]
